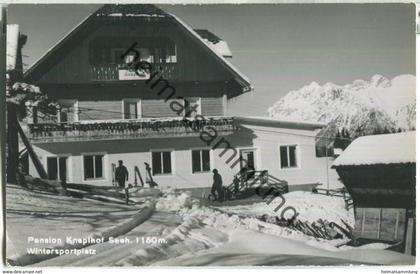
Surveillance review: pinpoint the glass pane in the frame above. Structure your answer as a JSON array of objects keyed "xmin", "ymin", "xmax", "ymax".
[
  {"xmin": 162, "ymin": 152, "xmax": 172, "ymax": 174},
  {"xmin": 129, "ymin": 103, "xmax": 137, "ymax": 119},
  {"xmin": 124, "ymin": 102, "xmax": 137, "ymax": 119},
  {"xmin": 202, "ymin": 150, "xmax": 211, "ymax": 172},
  {"xmin": 84, "ymin": 156, "xmax": 94, "ymax": 179},
  {"xmin": 95, "ymin": 155, "xmax": 103, "ymax": 178},
  {"xmin": 363, "ymin": 208, "xmax": 381, "ymax": 239},
  {"xmin": 246, "ymin": 152, "xmax": 255, "ymax": 169},
  {"xmin": 47, "ymin": 157, "xmax": 58, "ymax": 180},
  {"xmin": 353, "ymin": 207, "xmax": 364, "ymax": 238},
  {"xmin": 152, "ymin": 152, "xmax": 162, "ymax": 175},
  {"xmin": 59, "ymin": 157, "xmax": 67, "ymax": 182},
  {"xmin": 59, "ymin": 111, "xmax": 68, "ymax": 123},
  {"xmin": 289, "ymin": 146, "xmax": 297, "ymax": 167},
  {"xmin": 192, "ymin": 150, "xmax": 201, "ymax": 173},
  {"xmin": 280, "ymin": 146, "xmax": 288, "ymax": 168}
]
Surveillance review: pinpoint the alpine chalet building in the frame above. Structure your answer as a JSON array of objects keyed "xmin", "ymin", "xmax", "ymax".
[{"xmin": 24, "ymin": 4, "xmax": 336, "ymax": 192}]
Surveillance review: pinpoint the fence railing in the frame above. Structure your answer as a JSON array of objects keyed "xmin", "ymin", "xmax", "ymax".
[
  {"xmin": 28, "ymin": 117, "xmax": 237, "ymax": 143},
  {"xmin": 226, "ymin": 170, "xmax": 288, "ymax": 200},
  {"xmin": 313, "ymin": 186, "xmax": 353, "ymax": 210}
]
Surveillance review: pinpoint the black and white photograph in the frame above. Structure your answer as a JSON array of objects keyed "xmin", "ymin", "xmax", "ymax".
[{"xmin": 1, "ymin": 1, "xmax": 417, "ymax": 270}]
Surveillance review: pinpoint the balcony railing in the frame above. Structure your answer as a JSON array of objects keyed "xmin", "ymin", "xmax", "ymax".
[
  {"xmin": 90, "ymin": 63, "xmax": 177, "ymax": 81},
  {"xmin": 27, "ymin": 117, "xmax": 236, "ymax": 143}
]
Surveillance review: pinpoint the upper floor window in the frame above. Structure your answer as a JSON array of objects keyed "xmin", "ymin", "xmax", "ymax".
[
  {"xmin": 57, "ymin": 100, "xmax": 78, "ymax": 123},
  {"xmin": 184, "ymin": 97, "xmax": 201, "ymax": 118},
  {"xmin": 123, "ymin": 99, "xmax": 140, "ymax": 119},
  {"xmin": 280, "ymin": 145, "xmax": 298, "ymax": 168}
]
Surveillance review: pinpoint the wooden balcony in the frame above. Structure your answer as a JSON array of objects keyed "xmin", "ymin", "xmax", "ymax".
[
  {"xmin": 89, "ymin": 63, "xmax": 177, "ymax": 81},
  {"xmin": 27, "ymin": 117, "xmax": 236, "ymax": 143}
]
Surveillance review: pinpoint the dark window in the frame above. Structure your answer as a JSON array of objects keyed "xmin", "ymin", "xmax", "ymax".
[
  {"xmin": 192, "ymin": 149, "xmax": 211, "ymax": 173},
  {"xmin": 152, "ymin": 151, "xmax": 172, "ymax": 175},
  {"xmin": 95, "ymin": 155, "xmax": 103, "ymax": 178},
  {"xmin": 59, "ymin": 110, "xmax": 68, "ymax": 123},
  {"xmin": 84, "ymin": 154, "xmax": 104, "ymax": 180},
  {"xmin": 59, "ymin": 157, "xmax": 67, "ymax": 182},
  {"xmin": 47, "ymin": 157, "xmax": 58, "ymax": 180},
  {"xmin": 280, "ymin": 145, "xmax": 298, "ymax": 168},
  {"xmin": 57, "ymin": 101, "xmax": 77, "ymax": 123},
  {"xmin": 47, "ymin": 156, "xmax": 68, "ymax": 182}
]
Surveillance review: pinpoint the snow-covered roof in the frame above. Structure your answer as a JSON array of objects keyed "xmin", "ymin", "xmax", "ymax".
[
  {"xmin": 6, "ymin": 24, "xmax": 19, "ymax": 70},
  {"xmin": 333, "ymin": 131, "xmax": 416, "ymax": 167},
  {"xmin": 235, "ymin": 116, "xmax": 326, "ymax": 130},
  {"xmin": 194, "ymin": 29, "xmax": 232, "ymax": 58}
]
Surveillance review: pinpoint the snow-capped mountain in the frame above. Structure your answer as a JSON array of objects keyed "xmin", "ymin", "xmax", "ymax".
[{"xmin": 268, "ymin": 74, "xmax": 415, "ymax": 136}]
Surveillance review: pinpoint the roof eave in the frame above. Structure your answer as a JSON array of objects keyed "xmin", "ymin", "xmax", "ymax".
[{"xmin": 170, "ymin": 13, "xmax": 252, "ymax": 93}]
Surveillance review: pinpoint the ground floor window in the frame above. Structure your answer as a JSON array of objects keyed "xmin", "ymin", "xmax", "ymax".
[
  {"xmin": 83, "ymin": 154, "xmax": 104, "ymax": 180},
  {"xmin": 47, "ymin": 156, "xmax": 68, "ymax": 182},
  {"xmin": 152, "ymin": 151, "xmax": 172, "ymax": 175},
  {"xmin": 192, "ymin": 149, "xmax": 210, "ymax": 173},
  {"xmin": 280, "ymin": 145, "xmax": 297, "ymax": 168}
]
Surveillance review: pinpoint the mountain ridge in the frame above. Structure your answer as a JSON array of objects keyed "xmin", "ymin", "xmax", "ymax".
[{"xmin": 268, "ymin": 74, "xmax": 415, "ymax": 137}]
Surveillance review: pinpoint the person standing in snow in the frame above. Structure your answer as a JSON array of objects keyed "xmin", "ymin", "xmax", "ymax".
[
  {"xmin": 211, "ymin": 169, "xmax": 223, "ymax": 202},
  {"xmin": 115, "ymin": 160, "xmax": 129, "ymax": 188}
]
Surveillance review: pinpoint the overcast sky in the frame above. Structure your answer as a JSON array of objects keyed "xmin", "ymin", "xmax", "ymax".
[{"xmin": 7, "ymin": 3, "xmax": 415, "ymax": 116}]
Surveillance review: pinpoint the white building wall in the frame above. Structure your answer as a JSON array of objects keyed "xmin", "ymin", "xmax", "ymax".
[
  {"xmin": 28, "ymin": 124, "xmax": 341, "ymax": 191},
  {"xmin": 225, "ymin": 124, "xmax": 341, "ymax": 190}
]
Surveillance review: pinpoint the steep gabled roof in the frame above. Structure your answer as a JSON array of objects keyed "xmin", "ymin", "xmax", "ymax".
[
  {"xmin": 24, "ymin": 4, "xmax": 251, "ymax": 93},
  {"xmin": 333, "ymin": 131, "xmax": 416, "ymax": 167}
]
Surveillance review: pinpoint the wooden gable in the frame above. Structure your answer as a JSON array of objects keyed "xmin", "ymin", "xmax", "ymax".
[{"xmin": 23, "ymin": 4, "xmax": 251, "ymax": 98}]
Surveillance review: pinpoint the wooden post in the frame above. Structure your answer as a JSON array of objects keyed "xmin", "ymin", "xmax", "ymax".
[
  {"xmin": 6, "ymin": 24, "xmax": 27, "ymax": 184},
  {"xmin": 1, "ymin": 5, "xmax": 8, "ymax": 266},
  {"xmin": 6, "ymin": 102, "xmax": 18, "ymax": 183},
  {"xmin": 404, "ymin": 215, "xmax": 414, "ymax": 255},
  {"xmin": 16, "ymin": 120, "xmax": 48, "ymax": 179},
  {"xmin": 134, "ymin": 165, "xmax": 144, "ymax": 187},
  {"xmin": 124, "ymin": 188, "xmax": 129, "ymax": 205}
]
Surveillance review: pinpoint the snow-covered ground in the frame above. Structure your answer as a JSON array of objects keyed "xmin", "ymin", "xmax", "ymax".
[
  {"xmin": 7, "ymin": 184, "xmax": 136, "ymax": 213},
  {"xmin": 149, "ymin": 188, "xmax": 413, "ymax": 266},
  {"xmin": 212, "ymin": 190, "xmax": 355, "ymax": 225},
  {"xmin": 6, "ymin": 186, "xmax": 415, "ymax": 266},
  {"xmin": 6, "ymin": 184, "xmax": 145, "ymax": 263}
]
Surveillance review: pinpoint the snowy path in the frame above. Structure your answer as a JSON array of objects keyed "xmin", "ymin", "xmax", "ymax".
[{"xmin": 32, "ymin": 212, "xmax": 182, "ymax": 266}]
